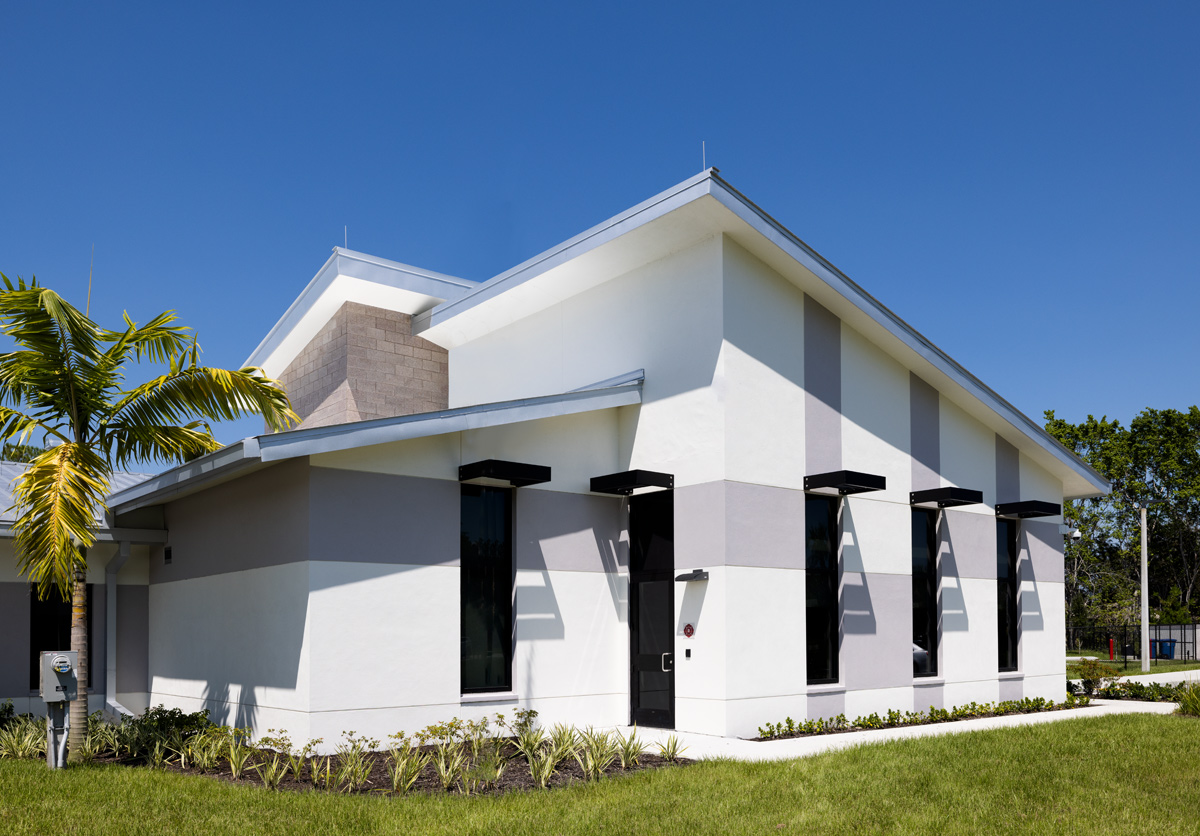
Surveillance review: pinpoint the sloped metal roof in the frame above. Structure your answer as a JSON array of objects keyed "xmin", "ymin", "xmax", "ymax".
[{"xmin": 0, "ymin": 461, "xmax": 153, "ymax": 525}]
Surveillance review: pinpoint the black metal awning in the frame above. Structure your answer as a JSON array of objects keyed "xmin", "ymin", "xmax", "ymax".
[
  {"xmin": 459, "ymin": 459, "xmax": 551, "ymax": 488},
  {"xmin": 589, "ymin": 470, "xmax": 674, "ymax": 495},
  {"xmin": 674, "ymin": 569, "xmax": 709, "ymax": 582},
  {"xmin": 804, "ymin": 470, "xmax": 886, "ymax": 495},
  {"xmin": 995, "ymin": 500, "xmax": 1062, "ymax": 519},
  {"xmin": 910, "ymin": 487, "xmax": 984, "ymax": 508}
]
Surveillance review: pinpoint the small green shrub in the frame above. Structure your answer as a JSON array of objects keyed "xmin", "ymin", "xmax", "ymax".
[
  {"xmin": 756, "ymin": 696, "xmax": 1086, "ymax": 740},
  {"xmin": 226, "ymin": 731, "xmax": 255, "ymax": 780},
  {"xmin": 574, "ymin": 728, "xmax": 617, "ymax": 782},
  {"xmin": 1075, "ymin": 659, "xmax": 1121, "ymax": 695},
  {"xmin": 432, "ymin": 741, "xmax": 467, "ymax": 792},
  {"xmin": 1176, "ymin": 683, "xmax": 1200, "ymax": 717},
  {"xmin": 385, "ymin": 734, "xmax": 430, "ymax": 796},
  {"xmin": 615, "ymin": 726, "xmax": 647, "ymax": 768},
  {"xmin": 657, "ymin": 734, "xmax": 687, "ymax": 762},
  {"xmin": 253, "ymin": 752, "xmax": 288, "ymax": 790}
]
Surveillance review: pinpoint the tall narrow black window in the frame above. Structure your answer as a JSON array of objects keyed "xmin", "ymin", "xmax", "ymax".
[
  {"xmin": 997, "ymin": 518, "xmax": 1019, "ymax": 672},
  {"xmin": 805, "ymin": 495, "xmax": 839, "ymax": 684},
  {"xmin": 461, "ymin": 485, "xmax": 513, "ymax": 693},
  {"xmin": 911, "ymin": 509, "xmax": 938, "ymax": 677},
  {"xmin": 29, "ymin": 584, "xmax": 93, "ymax": 690}
]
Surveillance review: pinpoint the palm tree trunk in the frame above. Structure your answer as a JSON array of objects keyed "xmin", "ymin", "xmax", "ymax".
[{"xmin": 67, "ymin": 550, "xmax": 88, "ymax": 762}]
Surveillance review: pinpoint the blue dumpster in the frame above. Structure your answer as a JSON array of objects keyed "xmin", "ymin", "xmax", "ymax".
[
  {"xmin": 1161, "ymin": 639, "xmax": 1177, "ymax": 660},
  {"xmin": 1150, "ymin": 639, "xmax": 1160, "ymax": 659}
]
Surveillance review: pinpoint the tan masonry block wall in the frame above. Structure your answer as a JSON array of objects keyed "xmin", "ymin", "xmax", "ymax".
[{"xmin": 275, "ymin": 301, "xmax": 449, "ymax": 430}]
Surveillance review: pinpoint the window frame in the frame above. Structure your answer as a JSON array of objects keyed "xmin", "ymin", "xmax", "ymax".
[
  {"xmin": 805, "ymin": 494, "xmax": 840, "ymax": 686},
  {"xmin": 996, "ymin": 518, "xmax": 1019, "ymax": 673},
  {"xmin": 459, "ymin": 484, "xmax": 515, "ymax": 695},
  {"xmin": 911, "ymin": 508, "xmax": 939, "ymax": 678}
]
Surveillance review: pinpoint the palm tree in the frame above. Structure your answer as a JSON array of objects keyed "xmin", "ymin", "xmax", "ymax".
[{"xmin": 0, "ymin": 274, "xmax": 297, "ymax": 760}]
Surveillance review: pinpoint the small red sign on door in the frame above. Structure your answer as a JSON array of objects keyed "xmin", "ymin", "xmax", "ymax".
[{"xmin": 683, "ymin": 623, "xmax": 695, "ymax": 638}]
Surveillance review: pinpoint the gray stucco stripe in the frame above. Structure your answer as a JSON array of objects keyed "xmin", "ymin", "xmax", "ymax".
[
  {"xmin": 673, "ymin": 482, "xmax": 726, "ymax": 571},
  {"xmin": 940, "ymin": 508, "xmax": 997, "ymax": 581},
  {"xmin": 1022, "ymin": 520, "xmax": 1064, "ymax": 583},
  {"xmin": 310, "ymin": 468, "xmax": 460, "ymax": 567},
  {"xmin": 804, "ymin": 295, "xmax": 841, "ymax": 474},
  {"xmin": 515, "ymin": 489, "xmax": 625, "ymax": 572},
  {"xmin": 151, "ymin": 459, "xmax": 310, "ymax": 585},
  {"xmin": 0, "ymin": 583, "xmax": 30, "ymax": 697},
  {"xmin": 116, "ymin": 585, "xmax": 148, "ymax": 693},
  {"xmin": 910, "ymin": 374, "xmax": 940, "ymax": 493},
  {"xmin": 996, "ymin": 435, "xmax": 1020, "ymax": 504},
  {"xmin": 724, "ymin": 482, "xmax": 805, "ymax": 569}
]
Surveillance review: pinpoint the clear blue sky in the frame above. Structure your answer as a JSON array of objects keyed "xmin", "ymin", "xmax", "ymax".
[{"xmin": 2, "ymin": 2, "xmax": 1197, "ymax": 446}]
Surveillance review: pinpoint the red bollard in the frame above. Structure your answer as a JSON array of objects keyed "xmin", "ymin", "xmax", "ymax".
[{"xmin": 1109, "ymin": 638, "xmax": 1114, "ymax": 660}]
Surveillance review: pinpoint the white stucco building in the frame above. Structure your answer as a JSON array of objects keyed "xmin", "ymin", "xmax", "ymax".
[{"xmin": 2, "ymin": 169, "xmax": 1109, "ymax": 741}]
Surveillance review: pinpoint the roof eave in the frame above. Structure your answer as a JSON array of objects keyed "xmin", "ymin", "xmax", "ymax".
[{"xmin": 245, "ymin": 248, "xmax": 477, "ymax": 378}]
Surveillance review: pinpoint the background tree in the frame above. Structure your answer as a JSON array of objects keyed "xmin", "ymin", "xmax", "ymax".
[
  {"xmin": 1046, "ymin": 407, "xmax": 1200, "ymax": 626},
  {"xmin": 0, "ymin": 275, "xmax": 297, "ymax": 760}
]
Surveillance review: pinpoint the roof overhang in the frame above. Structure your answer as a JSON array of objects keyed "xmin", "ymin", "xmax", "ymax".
[
  {"xmin": 245, "ymin": 248, "xmax": 476, "ymax": 379},
  {"xmin": 107, "ymin": 374, "xmax": 643, "ymax": 513},
  {"xmin": 414, "ymin": 169, "xmax": 1110, "ymax": 502}
]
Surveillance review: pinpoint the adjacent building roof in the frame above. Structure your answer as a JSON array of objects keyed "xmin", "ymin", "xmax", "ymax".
[{"xmin": 0, "ymin": 461, "xmax": 160, "ymax": 541}]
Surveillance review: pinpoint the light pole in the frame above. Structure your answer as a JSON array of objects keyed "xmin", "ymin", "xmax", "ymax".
[{"xmin": 1139, "ymin": 499, "xmax": 1164, "ymax": 673}]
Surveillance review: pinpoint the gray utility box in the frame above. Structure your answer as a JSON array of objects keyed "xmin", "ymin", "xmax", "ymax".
[{"xmin": 39, "ymin": 651, "xmax": 78, "ymax": 703}]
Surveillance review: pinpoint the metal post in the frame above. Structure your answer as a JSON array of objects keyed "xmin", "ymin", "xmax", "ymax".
[
  {"xmin": 1141, "ymin": 505, "xmax": 1150, "ymax": 674},
  {"xmin": 45, "ymin": 702, "xmax": 69, "ymax": 769}
]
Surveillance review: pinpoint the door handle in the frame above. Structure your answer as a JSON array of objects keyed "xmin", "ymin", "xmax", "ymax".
[{"xmin": 661, "ymin": 652, "xmax": 673, "ymax": 672}]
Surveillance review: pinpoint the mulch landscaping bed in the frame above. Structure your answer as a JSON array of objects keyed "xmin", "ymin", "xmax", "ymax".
[{"xmin": 87, "ymin": 741, "xmax": 688, "ymax": 796}]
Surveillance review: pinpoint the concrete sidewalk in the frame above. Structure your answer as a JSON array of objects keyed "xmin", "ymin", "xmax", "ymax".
[
  {"xmin": 1118, "ymin": 669, "xmax": 1200, "ymax": 685},
  {"xmin": 615, "ymin": 698, "xmax": 1178, "ymax": 762}
]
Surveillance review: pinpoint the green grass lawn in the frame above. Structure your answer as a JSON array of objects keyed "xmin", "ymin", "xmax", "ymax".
[{"xmin": 3, "ymin": 714, "xmax": 1199, "ymax": 836}]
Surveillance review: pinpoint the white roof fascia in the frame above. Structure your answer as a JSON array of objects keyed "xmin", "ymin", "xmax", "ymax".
[
  {"xmin": 256, "ymin": 378, "xmax": 643, "ymax": 461},
  {"xmin": 107, "ymin": 378, "xmax": 643, "ymax": 512},
  {"xmin": 108, "ymin": 438, "xmax": 265, "ymax": 514},
  {"xmin": 245, "ymin": 248, "xmax": 476, "ymax": 378}
]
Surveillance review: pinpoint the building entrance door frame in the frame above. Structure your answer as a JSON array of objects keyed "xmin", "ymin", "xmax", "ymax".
[{"xmin": 628, "ymin": 489, "xmax": 675, "ymax": 729}]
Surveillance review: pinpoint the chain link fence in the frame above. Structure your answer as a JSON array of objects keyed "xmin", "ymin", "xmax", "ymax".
[{"xmin": 1066, "ymin": 624, "xmax": 1198, "ymax": 670}]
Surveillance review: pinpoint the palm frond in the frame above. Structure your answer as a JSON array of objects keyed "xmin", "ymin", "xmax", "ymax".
[
  {"xmin": 108, "ymin": 423, "xmax": 223, "ymax": 469},
  {"xmin": 99, "ymin": 310, "xmax": 192, "ymax": 365},
  {"xmin": 10, "ymin": 444, "xmax": 110, "ymax": 599},
  {"xmin": 108, "ymin": 365, "xmax": 298, "ymax": 436}
]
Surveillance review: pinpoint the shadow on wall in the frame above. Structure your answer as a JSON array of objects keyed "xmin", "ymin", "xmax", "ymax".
[
  {"xmin": 940, "ymin": 524, "xmax": 970, "ymax": 633},
  {"xmin": 1019, "ymin": 527, "xmax": 1044, "ymax": 632},
  {"xmin": 150, "ymin": 584, "xmax": 308, "ymax": 733},
  {"xmin": 201, "ymin": 681, "xmax": 259, "ymax": 732},
  {"xmin": 678, "ymin": 579, "xmax": 707, "ymax": 635},
  {"xmin": 516, "ymin": 570, "xmax": 565, "ymax": 641},
  {"xmin": 841, "ymin": 503, "xmax": 877, "ymax": 637}
]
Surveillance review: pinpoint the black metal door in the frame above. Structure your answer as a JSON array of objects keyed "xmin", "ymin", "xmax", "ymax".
[{"xmin": 629, "ymin": 490, "xmax": 674, "ymax": 728}]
